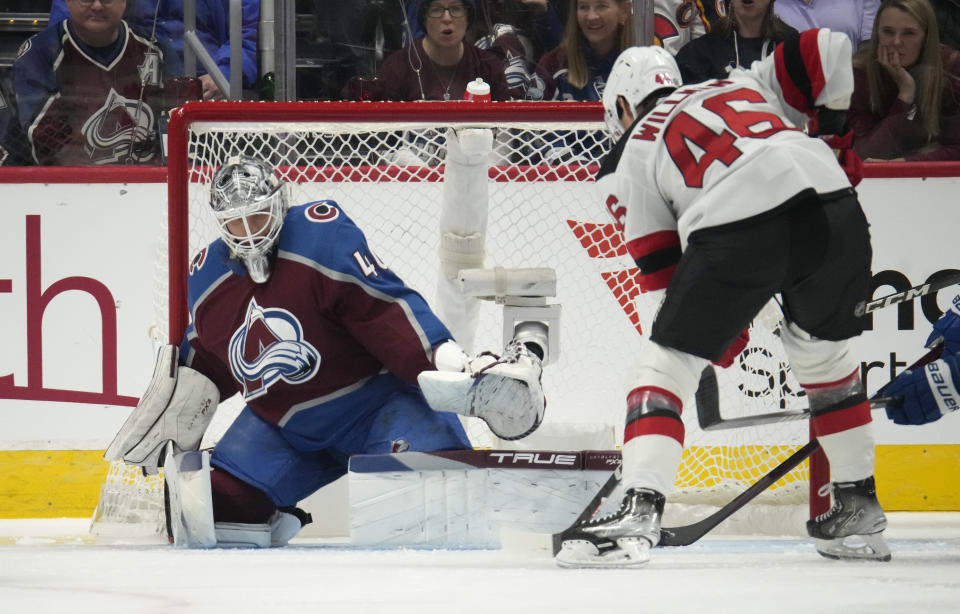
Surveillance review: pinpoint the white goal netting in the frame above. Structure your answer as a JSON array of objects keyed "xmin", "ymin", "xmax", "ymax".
[{"xmin": 92, "ymin": 101, "xmax": 820, "ymax": 539}]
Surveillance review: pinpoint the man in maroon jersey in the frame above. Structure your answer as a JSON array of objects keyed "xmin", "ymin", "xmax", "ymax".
[{"xmin": 0, "ymin": 0, "xmax": 170, "ymax": 165}]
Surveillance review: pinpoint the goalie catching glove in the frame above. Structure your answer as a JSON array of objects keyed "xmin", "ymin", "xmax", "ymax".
[
  {"xmin": 418, "ymin": 339, "xmax": 546, "ymax": 440},
  {"xmin": 104, "ymin": 344, "xmax": 219, "ymax": 474}
]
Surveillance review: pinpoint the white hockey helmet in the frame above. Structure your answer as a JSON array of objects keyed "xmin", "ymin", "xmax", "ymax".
[
  {"xmin": 209, "ymin": 155, "xmax": 288, "ymax": 283},
  {"xmin": 602, "ymin": 46, "xmax": 682, "ymax": 142}
]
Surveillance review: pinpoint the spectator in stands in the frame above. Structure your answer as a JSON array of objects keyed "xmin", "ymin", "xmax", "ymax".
[
  {"xmin": 0, "ymin": 0, "xmax": 171, "ymax": 165},
  {"xmin": 849, "ymin": 0, "xmax": 960, "ymax": 160},
  {"xmin": 303, "ymin": 1, "xmax": 408, "ymax": 101},
  {"xmin": 675, "ymin": 0, "xmax": 798, "ymax": 84},
  {"xmin": 472, "ymin": 0, "xmax": 565, "ymax": 99},
  {"xmin": 404, "ymin": 0, "xmax": 564, "ymax": 51},
  {"xmin": 49, "ymin": 0, "xmax": 259, "ymax": 100},
  {"xmin": 774, "ymin": 0, "xmax": 880, "ymax": 50},
  {"xmin": 373, "ymin": 0, "xmax": 512, "ymax": 101},
  {"xmin": 534, "ymin": 0, "xmax": 633, "ymax": 101}
]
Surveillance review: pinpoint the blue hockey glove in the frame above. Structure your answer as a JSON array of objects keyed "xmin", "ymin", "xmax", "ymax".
[
  {"xmin": 926, "ymin": 294, "xmax": 960, "ymax": 351},
  {"xmin": 883, "ymin": 353, "xmax": 960, "ymax": 425}
]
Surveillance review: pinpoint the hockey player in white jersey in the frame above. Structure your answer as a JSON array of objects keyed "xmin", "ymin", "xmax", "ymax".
[{"xmin": 556, "ymin": 29, "xmax": 889, "ymax": 568}]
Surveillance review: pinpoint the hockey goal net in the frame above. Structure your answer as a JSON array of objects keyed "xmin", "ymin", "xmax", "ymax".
[{"xmin": 93, "ymin": 101, "xmax": 824, "ymax": 538}]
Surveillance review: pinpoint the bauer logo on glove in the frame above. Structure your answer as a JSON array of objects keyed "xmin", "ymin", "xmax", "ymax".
[{"xmin": 883, "ymin": 353, "xmax": 960, "ymax": 425}]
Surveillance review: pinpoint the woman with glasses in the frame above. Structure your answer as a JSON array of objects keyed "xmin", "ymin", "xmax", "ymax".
[{"xmin": 375, "ymin": 0, "xmax": 512, "ymax": 101}]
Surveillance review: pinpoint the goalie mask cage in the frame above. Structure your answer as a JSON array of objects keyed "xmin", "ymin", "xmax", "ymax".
[{"xmin": 93, "ymin": 101, "xmax": 826, "ymax": 538}]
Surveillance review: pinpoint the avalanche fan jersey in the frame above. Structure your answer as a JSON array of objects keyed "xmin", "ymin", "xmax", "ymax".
[
  {"xmin": 600, "ymin": 30, "xmax": 854, "ymax": 291},
  {"xmin": 10, "ymin": 20, "xmax": 163, "ymax": 165},
  {"xmin": 180, "ymin": 201, "xmax": 452, "ymax": 447}
]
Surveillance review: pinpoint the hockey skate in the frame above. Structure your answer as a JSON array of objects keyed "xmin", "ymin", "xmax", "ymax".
[
  {"xmin": 555, "ymin": 488, "xmax": 665, "ymax": 569},
  {"xmin": 806, "ymin": 476, "xmax": 891, "ymax": 562}
]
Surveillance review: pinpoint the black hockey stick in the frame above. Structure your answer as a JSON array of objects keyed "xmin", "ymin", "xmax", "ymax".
[
  {"xmin": 550, "ymin": 467, "xmax": 621, "ymax": 556},
  {"xmin": 549, "ymin": 443, "xmax": 817, "ymax": 553},
  {"xmin": 552, "ymin": 344, "xmax": 944, "ymax": 555},
  {"xmin": 655, "ymin": 344, "xmax": 944, "ymax": 547},
  {"xmin": 697, "ymin": 272, "xmax": 956, "ymax": 431},
  {"xmin": 657, "ymin": 439, "xmax": 820, "ymax": 547},
  {"xmin": 854, "ymin": 269, "xmax": 960, "ymax": 317},
  {"xmin": 551, "ymin": 366, "xmax": 781, "ymax": 555},
  {"xmin": 696, "ymin": 365, "xmax": 901, "ymax": 431},
  {"xmin": 697, "ymin": 341, "xmax": 944, "ymax": 431}
]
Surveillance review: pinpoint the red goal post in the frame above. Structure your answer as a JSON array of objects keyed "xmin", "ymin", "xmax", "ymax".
[{"xmin": 91, "ymin": 100, "xmax": 827, "ymax": 538}]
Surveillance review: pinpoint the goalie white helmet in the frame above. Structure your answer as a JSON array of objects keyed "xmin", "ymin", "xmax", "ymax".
[
  {"xmin": 210, "ymin": 155, "xmax": 288, "ymax": 283},
  {"xmin": 602, "ymin": 46, "xmax": 682, "ymax": 142}
]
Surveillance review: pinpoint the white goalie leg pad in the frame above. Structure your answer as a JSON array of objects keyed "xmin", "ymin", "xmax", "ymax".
[
  {"xmin": 163, "ymin": 442, "xmax": 216, "ymax": 548},
  {"xmin": 164, "ymin": 440, "xmax": 308, "ymax": 548},
  {"xmin": 105, "ymin": 344, "xmax": 219, "ymax": 474},
  {"xmin": 418, "ymin": 339, "xmax": 545, "ymax": 440}
]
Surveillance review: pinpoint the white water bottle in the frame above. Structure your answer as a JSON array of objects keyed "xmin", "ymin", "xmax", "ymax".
[{"xmin": 464, "ymin": 78, "xmax": 491, "ymax": 102}]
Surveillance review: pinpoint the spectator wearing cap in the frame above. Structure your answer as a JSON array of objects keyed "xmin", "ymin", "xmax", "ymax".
[{"xmin": 374, "ymin": 0, "xmax": 512, "ymax": 101}]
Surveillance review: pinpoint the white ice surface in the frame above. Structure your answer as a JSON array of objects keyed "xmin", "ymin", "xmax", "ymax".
[{"xmin": 1, "ymin": 513, "xmax": 958, "ymax": 614}]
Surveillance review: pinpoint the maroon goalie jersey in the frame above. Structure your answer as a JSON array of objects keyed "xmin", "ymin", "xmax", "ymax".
[{"xmin": 10, "ymin": 20, "xmax": 164, "ymax": 165}]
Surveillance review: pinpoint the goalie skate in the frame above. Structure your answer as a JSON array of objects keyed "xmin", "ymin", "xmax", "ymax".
[
  {"xmin": 555, "ymin": 488, "xmax": 665, "ymax": 569},
  {"xmin": 807, "ymin": 476, "xmax": 891, "ymax": 562}
]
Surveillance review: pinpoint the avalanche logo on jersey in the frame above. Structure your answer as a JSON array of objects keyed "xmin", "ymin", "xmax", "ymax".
[
  {"xmin": 305, "ymin": 200, "xmax": 340, "ymax": 222},
  {"xmin": 80, "ymin": 88, "xmax": 157, "ymax": 164},
  {"xmin": 228, "ymin": 298, "xmax": 321, "ymax": 400}
]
